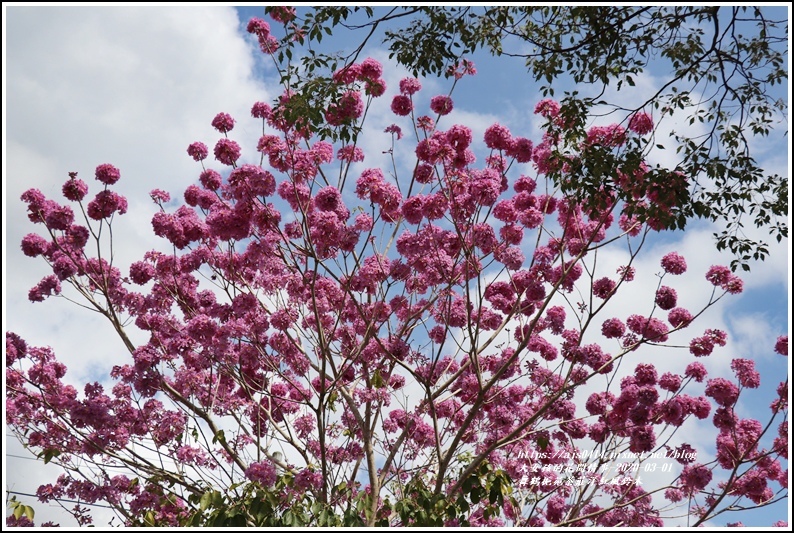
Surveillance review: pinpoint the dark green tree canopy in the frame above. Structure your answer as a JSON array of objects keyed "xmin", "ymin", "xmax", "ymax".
[{"xmin": 269, "ymin": 5, "xmax": 788, "ymax": 271}]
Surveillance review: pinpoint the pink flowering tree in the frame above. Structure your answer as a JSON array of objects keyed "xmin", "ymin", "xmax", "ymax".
[{"xmin": 6, "ymin": 12, "xmax": 788, "ymax": 528}]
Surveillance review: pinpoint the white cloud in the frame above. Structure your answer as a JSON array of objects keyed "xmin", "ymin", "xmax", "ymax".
[
  {"xmin": 4, "ymin": 6, "xmax": 272, "ymax": 526},
  {"xmin": 5, "ymin": 5, "xmax": 271, "ymax": 370}
]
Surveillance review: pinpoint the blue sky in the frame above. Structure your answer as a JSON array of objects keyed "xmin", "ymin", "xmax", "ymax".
[{"xmin": 3, "ymin": 5, "xmax": 790, "ymax": 527}]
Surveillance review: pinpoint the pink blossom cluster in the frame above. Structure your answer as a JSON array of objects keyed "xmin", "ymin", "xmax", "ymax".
[
  {"xmin": 628, "ymin": 112, "xmax": 654, "ymax": 134},
  {"xmin": 447, "ymin": 59, "xmax": 477, "ymax": 80},
  {"xmin": 585, "ymin": 124, "xmax": 627, "ymax": 147},
  {"xmin": 268, "ymin": 6, "xmax": 296, "ymax": 24},
  {"xmin": 331, "ymin": 57, "xmax": 388, "ymax": 98},
  {"xmin": 245, "ymin": 460, "xmax": 277, "ymax": 486},
  {"xmin": 430, "ymin": 95, "xmax": 454, "ymax": 116},
  {"xmin": 211, "ymin": 112, "xmax": 235, "ymax": 134},
  {"xmin": 246, "ymin": 17, "xmax": 279, "ymax": 53},
  {"xmin": 326, "ymin": 91, "xmax": 365, "ymax": 126},
  {"xmin": 705, "ymin": 265, "xmax": 744, "ymax": 294}
]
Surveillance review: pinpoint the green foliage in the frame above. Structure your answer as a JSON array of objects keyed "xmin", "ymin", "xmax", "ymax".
[
  {"xmin": 264, "ymin": 6, "xmax": 373, "ymax": 144},
  {"xmin": 176, "ymin": 474, "xmax": 367, "ymax": 527},
  {"xmin": 172, "ymin": 459, "xmax": 516, "ymax": 527},
  {"xmin": 7, "ymin": 495, "xmax": 36, "ymax": 522},
  {"xmin": 384, "ymin": 460, "xmax": 516, "ymax": 527},
  {"xmin": 38, "ymin": 447, "xmax": 61, "ymax": 464}
]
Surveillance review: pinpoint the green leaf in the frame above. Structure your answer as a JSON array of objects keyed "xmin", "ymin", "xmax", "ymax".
[
  {"xmin": 199, "ymin": 491, "xmax": 212, "ymax": 511},
  {"xmin": 42, "ymin": 448, "xmax": 60, "ymax": 464}
]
